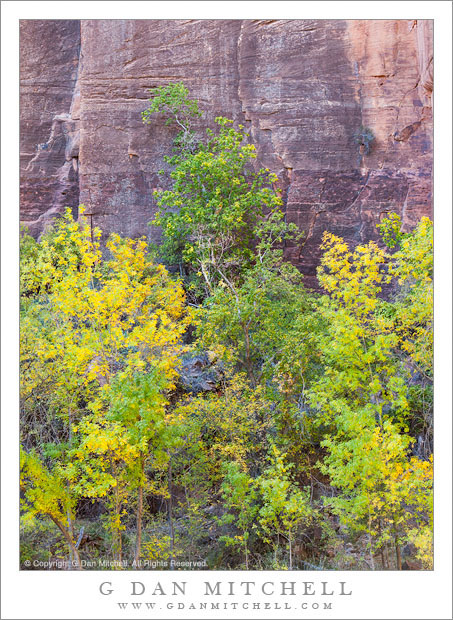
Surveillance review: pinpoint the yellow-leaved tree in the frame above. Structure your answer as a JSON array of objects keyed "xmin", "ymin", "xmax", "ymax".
[
  {"xmin": 309, "ymin": 216, "xmax": 433, "ymax": 569},
  {"xmin": 20, "ymin": 208, "xmax": 191, "ymax": 566}
]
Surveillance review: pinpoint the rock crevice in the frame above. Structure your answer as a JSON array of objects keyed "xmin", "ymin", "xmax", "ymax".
[{"xmin": 20, "ymin": 20, "xmax": 81, "ymax": 234}]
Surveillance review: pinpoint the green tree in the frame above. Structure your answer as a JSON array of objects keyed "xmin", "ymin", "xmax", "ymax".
[
  {"xmin": 142, "ymin": 81, "xmax": 201, "ymax": 154},
  {"xmin": 153, "ymin": 117, "xmax": 283, "ymax": 294},
  {"xmin": 387, "ymin": 216, "xmax": 433, "ymax": 375},
  {"xmin": 195, "ymin": 255, "xmax": 313, "ymax": 383},
  {"xmin": 143, "ymin": 83, "xmax": 297, "ymax": 297},
  {"xmin": 309, "ymin": 222, "xmax": 433, "ymax": 569},
  {"xmin": 172, "ymin": 373, "xmax": 272, "ymax": 488},
  {"xmin": 257, "ymin": 446, "xmax": 313, "ymax": 570},
  {"xmin": 72, "ymin": 371, "xmax": 171, "ymax": 565},
  {"xmin": 194, "ymin": 246, "xmax": 322, "ymax": 466},
  {"xmin": 218, "ymin": 462, "xmax": 258, "ymax": 569},
  {"xmin": 379, "ymin": 214, "xmax": 433, "ymax": 452}
]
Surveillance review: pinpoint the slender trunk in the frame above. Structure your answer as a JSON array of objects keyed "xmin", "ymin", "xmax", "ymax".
[
  {"xmin": 394, "ymin": 532, "xmax": 402, "ymax": 570},
  {"xmin": 67, "ymin": 409, "xmax": 74, "ymax": 568},
  {"xmin": 289, "ymin": 536, "xmax": 293, "ymax": 570},
  {"xmin": 49, "ymin": 515, "xmax": 82, "ymax": 570},
  {"xmin": 134, "ymin": 458, "xmax": 144, "ymax": 567},
  {"xmin": 366, "ymin": 510, "xmax": 376, "ymax": 570},
  {"xmin": 168, "ymin": 457, "xmax": 175, "ymax": 569},
  {"xmin": 114, "ymin": 484, "xmax": 122, "ymax": 563},
  {"xmin": 378, "ymin": 519, "xmax": 386, "ymax": 569},
  {"xmin": 109, "ymin": 457, "xmax": 122, "ymax": 564},
  {"xmin": 200, "ymin": 262, "xmax": 213, "ymax": 295},
  {"xmin": 244, "ymin": 541, "xmax": 249, "ymax": 570},
  {"xmin": 367, "ymin": 527, "xmax": 375, "ymax": 570},
  {"xmin": 66, "ymin": 508, "xmax": 74, "ymax": 569},
  {"xmin": 274, "ymin": 533, "xmax": 279, "ymax": 566},
  {"xmin": 134, "ymin": 484, "xmax": 143, "ymax": 566}
]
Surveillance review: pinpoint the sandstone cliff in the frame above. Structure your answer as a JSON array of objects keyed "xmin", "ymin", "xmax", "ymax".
[{"xmin": 20, "ymin": 19, "xmax": 432, "ymax": 286}]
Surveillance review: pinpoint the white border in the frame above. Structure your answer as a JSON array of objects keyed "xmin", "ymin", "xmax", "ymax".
[{"xmin": 2, "ymin": 2, "xmax": 452, "ymax": 619}]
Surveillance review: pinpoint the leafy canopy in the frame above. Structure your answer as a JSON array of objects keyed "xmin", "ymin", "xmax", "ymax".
[
  {"xmin": 308, "ymin": 216, "xmax": 433, "ymax": 564},
  {"xmin": 142, "ymin": 82, "xmax": 300, "ymax": 297},
  {"xmin": 20, "ymin": 208, "xmax": 191, "ymax": 561}
]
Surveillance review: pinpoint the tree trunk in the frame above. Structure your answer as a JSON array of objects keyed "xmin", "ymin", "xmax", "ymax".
[
  {"xmin": 200, "ymin": 261, "xmax": 213, "ymax": 295},
  {"xmin": 289, "ymin": 537, "xmax": 293, "ymax": 570},
  {"xmin": 113, "ymin": 484, "xmax": 122, "ymax": 563},
  {"xmin": 243, "ymin": 532, "xmax": 249, "ymax": 570},
  {"xmin": 378, "ymin": 519, "xmax": 387, "ymax": 569},
  {"xmin": 168, "ymin": 457, "xmax": 175, "ymax": 569},
  {"xmin": 67, "ymin": 409, "xmax": 74, "ymax": 569},
  {"xmin": 134, "ymin": 458, "xmax": 144, "ymax": 567},
  {"xmin": 66, "ymin": 509, "xmax": 74, "ymax": 569},
  {"xmin": 49, "ymin": 515, "xmax": 82, "ymax": 570},
  {"xmin": 367, "ymin": 531, "xmax": 375, "ymax": 570},
  {"xmin": 394, "ymin": 533, "xmax": 402, "ymax": 570}
]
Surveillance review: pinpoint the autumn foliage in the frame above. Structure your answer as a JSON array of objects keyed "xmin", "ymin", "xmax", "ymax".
[{"xmin": 20, "ymin": 84, "xmax": 433, "ymax": 571}]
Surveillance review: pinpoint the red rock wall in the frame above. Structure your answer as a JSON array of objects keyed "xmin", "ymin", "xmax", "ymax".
[
  {"xmin": 20, "ymin": 19, "xmax": 432, "ymax": 286},
  {"xmin": 20, "ymin": 20, "xmax": 81, "ymax": 236}
]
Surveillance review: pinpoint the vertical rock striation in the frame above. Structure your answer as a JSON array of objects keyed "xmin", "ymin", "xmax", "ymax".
[
  {"xmin": 20, "ymin": 20, "xmax": 81, "ymax": 236},
  {"xmin": 78, "ymin": 19, "xmax": 245, "ymax": 245},
  {"xmin": 20, "ymin": 19, "xmax": 432, "ymax": 285}
]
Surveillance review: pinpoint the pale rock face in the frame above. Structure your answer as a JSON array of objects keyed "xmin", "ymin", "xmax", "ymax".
[
  {"xmin": 20, "ymin": 20, "xmax": 81, "ymax": 236},
  {"xmin": 20, "ymin": 19, "xmax": 432, "ymax": 286}
]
